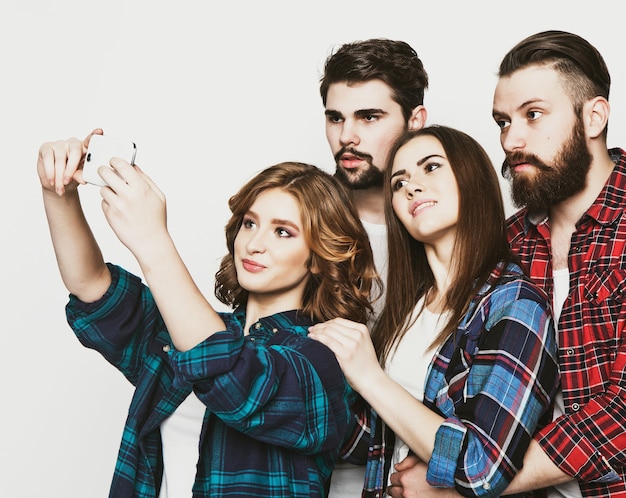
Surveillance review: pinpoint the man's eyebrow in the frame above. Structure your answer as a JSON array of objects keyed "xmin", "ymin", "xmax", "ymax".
[
  {"xmin": 324, "ymin": 108, "xmax": 387, "ymax": 118},
  {"xmin": 355, "ymin": 108, "xmax": 386, "ymax": 117},
  {"xmin": 493, "ymin": 98, "xmax": 546, "ymax": 118}
]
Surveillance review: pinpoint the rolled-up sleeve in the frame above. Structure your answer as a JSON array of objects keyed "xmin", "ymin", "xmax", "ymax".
[
  {"xmin": 169, "ymin": 319, "xmax": 351, "ymax": 455},
  {"xmin": 426, "ymin": 281, "xmax": 559, "ymax": 497},
  {"xmin": 65, "ymin": 263, "xmax": 163, "ymax": 384}
]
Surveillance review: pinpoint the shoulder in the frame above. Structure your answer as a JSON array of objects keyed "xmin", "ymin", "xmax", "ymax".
[
  {"xmin": 470, "ymin": 263, "xmax": 551, "ymax": 329},
  {"xmin": 487, "ymin": 263, "xmax": 548, "ymax": 306}
]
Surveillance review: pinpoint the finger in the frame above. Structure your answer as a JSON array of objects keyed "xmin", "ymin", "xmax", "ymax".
[
  {"xmin": 387, "ymin": 484, "xmax": 401, "ymax": 497},
  {"xmin": 398, "ymin": 454, "xmax": 421, "ymax": 470},
  {"xmin": 76, "ymin": 129, "xmax": 104, "ymax": 185},
  {"xmin": 101, "ymin": 158, "xmax": 135, "ymax": 192},
  {"xmin": 65, "ymin": 141, "xmax": 85, "ymax": 185},
  {"xmin": 83, "ymin": 128, "xmax": 104, "ymax": 150},
  {"xmin": 389, "ymin": 471, "xmax": 401, "ymax": 486},
  {"xmin": 52, "ymin": 140, "xmax": 74, "ymax": 194},
  {"xmin": 38, "ymin": 143, "xmax": 57, "ymax": 188},
  {"xmin": 136, "ymin": 166, "xmax": 166, "ymax": 201},
  {"xmin": 310, "ymin": 320, "xmax": 359, "ymax": 336}
]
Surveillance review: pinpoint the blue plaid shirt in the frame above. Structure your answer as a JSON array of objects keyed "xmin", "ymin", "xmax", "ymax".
[
  {"xmin": 360, "ymin": 263, "xmax": 559, "ymax": 497},
  {"xmin": 66, "ymin": 264, "xmax": 351, "ymax": 497}
]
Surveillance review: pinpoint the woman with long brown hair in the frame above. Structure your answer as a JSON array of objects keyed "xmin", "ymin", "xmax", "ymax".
[{"xmin": 310, "ymin": 125, "xmax": 559, "ymax": 497}]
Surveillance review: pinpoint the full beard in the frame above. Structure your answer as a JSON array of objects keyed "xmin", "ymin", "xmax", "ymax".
[
  {"xmin": 502, "ymin": 118, "xmax": 592, "ymax": 212},
  {"xmin": 334, "ymin": 147, "xmax": 384, "ymax": 190}
]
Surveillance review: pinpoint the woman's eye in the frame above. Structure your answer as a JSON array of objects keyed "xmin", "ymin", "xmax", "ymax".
[
  {"xmin": 392, "ymin": 179, "xmax": 408, "ymax": 191},
  {"xmin": 425, "ymin": 162, "xmax": 441, "ymax": 173},
  {"xmin": 276, "ymin": 227, "xmax": 293, "ymax": 238},
  {"xmin": 242, "ymin": 218, "xmax": 256, "ymax": 229}
]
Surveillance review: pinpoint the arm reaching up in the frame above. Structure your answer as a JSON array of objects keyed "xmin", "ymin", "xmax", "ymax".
[{"xmin": 38, "ymin": 128, "xmax": 111, "ymax": 302}]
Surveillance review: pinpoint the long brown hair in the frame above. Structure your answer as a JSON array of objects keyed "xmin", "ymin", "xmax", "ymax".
[
  {"xmin": 215, "ymin": 161, "xmax": 380, "ymax": 324},
  {"xmin": 373, "ymin": 126, "xmax": 515, "ymax": 364}
]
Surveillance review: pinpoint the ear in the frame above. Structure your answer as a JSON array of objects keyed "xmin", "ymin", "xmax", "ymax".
[
  {"xmin": 408, "ymin": 105, "xmax": 427, "ymax": 131},
  {"xmin": 584, "ymin": 96, "xmax": 610, "ymax": 139},
  {"xmin": 309, "ymin": 256, "xmax": 320, "ymax": 275}
]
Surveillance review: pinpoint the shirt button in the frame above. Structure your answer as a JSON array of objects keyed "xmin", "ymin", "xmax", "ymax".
[
  {"xmin": 482, "ymin": 482, "xmax": 491, "ymax": 490},
  {"xmin": 567, "ymin": 349, "xmax": 574, "ymax": 356},
  {"xmin": 162, "ymin": 344, "xmax": 171, "ymax": 353},
  {"xmin": 572, "ymin": 403, "xmax": 580, "ymax": 411},
  {"xmin": 272, "ymin": 328, "xmax": 278, "ymax": 334},
  {"xmin": 250, "ymin": 337, "xmax": 255, "ymax": 341},
  {"xmin": 255, "ymin": 322, "xmax": 261, "ymax": 330}
]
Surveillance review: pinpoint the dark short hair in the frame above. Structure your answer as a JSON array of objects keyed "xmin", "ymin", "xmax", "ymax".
[
  {"xmin": 320, "ymin": 38, "xmax": 429, "ymax": 122},
  {"xmin": 498, "ymin": 30, "xmax": 610, "ymax": 107}
]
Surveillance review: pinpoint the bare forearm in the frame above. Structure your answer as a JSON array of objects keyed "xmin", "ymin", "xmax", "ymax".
[
  {"xmin": 133, "ymin": 234, "xmax": 225, "ymax": 351},
  {"xmin": 357, "ymin": 370, "xmax": 443, "ymax": 463},
  {"xmin": 503, "ymin": 440, "xmax": 574, "ymax": 494},
  {"xmin": 43, "ymin": 188, "xmax": 110, "ymax": 301}
]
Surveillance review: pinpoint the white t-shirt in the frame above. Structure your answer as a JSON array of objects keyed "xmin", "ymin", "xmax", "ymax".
[
  {"xmin": 361, "ymin": 219, "xmax": 388, "ymax": 320},
  {"xmin": 329, "ymin": 219, "xmax": 388, "ymax": 497},
  {"xmin": 385, "ymin": 300, "xmax": 445, "ymax": 487},
  {"xmin": 548, "ymin": 268, "xmax": 582, "ymax": 498},
  {"xmin": 158, "ymin": 392, "xmax": 206, "ymax": 498}
]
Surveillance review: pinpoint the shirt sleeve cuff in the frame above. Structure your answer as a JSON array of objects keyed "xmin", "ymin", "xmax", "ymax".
[
  {"xmin": 427, "ymin": 417, "xmax": 466, "ymax": 487},
  {"xmin": 67, "ymin": 263, "xmax": 122, "ymax": 314},
  {"xmin": 169, "ymin": 330, "xmax": 245, "ymax": 388}
]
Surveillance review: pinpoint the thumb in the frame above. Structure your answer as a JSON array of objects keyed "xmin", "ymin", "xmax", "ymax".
[
  {"xmin": 83, "ymin": 128, "xmax": 104, "ymax": 151},
  {"xmin": 394, "ymin": 454, "xmax": 421, "ymax": 471}
]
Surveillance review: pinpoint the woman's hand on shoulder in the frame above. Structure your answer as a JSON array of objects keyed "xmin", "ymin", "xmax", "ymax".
[{"xmin": 308, "ymin": 317, "xmax": 381, "ymax": 391}]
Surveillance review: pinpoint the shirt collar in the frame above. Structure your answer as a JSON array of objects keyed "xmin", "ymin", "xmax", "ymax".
[{"xmin": 228, "ymin": 307, "xmax": 314, "ymax": 334}]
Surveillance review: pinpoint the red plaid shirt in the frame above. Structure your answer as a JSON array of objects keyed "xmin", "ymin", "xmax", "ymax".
[{"xmin": 507, "ymin": 148, "xmax": 626, "ymax": 497}]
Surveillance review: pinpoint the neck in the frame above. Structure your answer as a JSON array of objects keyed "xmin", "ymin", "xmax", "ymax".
[
  {"xmin": 243, "ymin": 294, "xmax": 301, "ymax": 333},
  {"xmin": 353, "ymin": 187, "xmax": 386, "ymax": 224},
  {"xmin": 423, "ymin": 240, "xmax": 454, "ymax": 312},
  {"xmin": 549, "ymin": 148, "xmax": 615, "ymax": 227}
]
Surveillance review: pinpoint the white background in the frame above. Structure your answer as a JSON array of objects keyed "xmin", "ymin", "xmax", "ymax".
[{"xmin": 2, "ymin": 1, "xmax": 624, "ymax": 496}]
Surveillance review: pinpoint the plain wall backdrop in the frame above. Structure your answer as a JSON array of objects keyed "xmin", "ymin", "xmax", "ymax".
[{"xmin": 2, "ymin": 1, "xmax": 625, "ymax": 496}]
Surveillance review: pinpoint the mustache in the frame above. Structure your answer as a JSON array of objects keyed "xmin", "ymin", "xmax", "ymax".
[
  {"xmin": 501, "ymin": 151, "xmax": 551, "ymax": 176},
  {"xmin": 334, "ymin": 147, "xmax": 373, "ymax": 164}
]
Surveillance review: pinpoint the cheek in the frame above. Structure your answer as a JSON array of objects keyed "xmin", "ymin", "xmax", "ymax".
[
  {"xmin": 292, "ymin": 248, "xmax": 313, "ymax": 274},
  {"xmin": 391, "ymin": 195, "xmax": 406, "ymax": 220},
  {"xmin": 325, "ymin": 126, "xmax": 340, "ymax": 148},
  {"xmin": 391, "ymin": 194, "xmax": 401, "ymax": 217},
  {"xmin": 233, "ymin": 231, "xmax": 246, "ymax": 254}
]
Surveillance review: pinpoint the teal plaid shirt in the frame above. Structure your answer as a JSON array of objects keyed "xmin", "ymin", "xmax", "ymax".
[{"xmin": 66, "ymin": 264, "xmax": 351, "ymax": 497}]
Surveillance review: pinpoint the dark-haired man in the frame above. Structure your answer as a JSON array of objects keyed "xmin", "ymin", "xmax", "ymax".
[{"xmin": 319, "ymin": 38, "xmax": 429, "ymax": 497}]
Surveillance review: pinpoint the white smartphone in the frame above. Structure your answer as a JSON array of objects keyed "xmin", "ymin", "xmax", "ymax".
[{"xmin": 83, "ymin": 134, "xmax": 137, "ymax": 186}]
